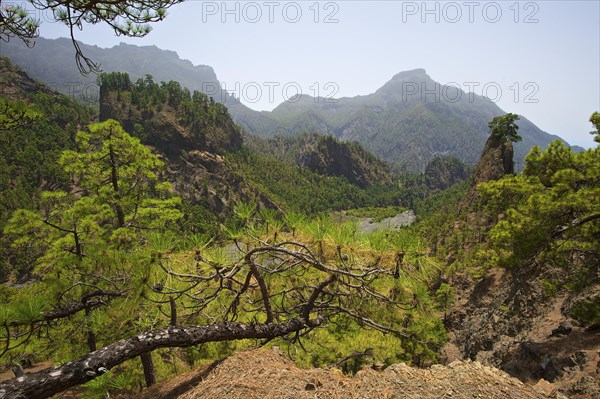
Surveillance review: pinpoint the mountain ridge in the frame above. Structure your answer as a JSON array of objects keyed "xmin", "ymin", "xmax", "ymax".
[{"xmin": 1, "ymin": 37, "xmax": 579, "ymax": 171}]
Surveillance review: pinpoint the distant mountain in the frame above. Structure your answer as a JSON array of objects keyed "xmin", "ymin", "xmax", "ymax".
[
  {"xmin": 2, "ymin": 37, "xmax": 288, "ymax": 135},
  {"xmin": 2, "ymin": 38, "xmax": 577, "ymax": 171},
  {"xmin": 1, "ymin": 37, "xmax": 217, "ymax": 98},
  {"xmin": 263, "ymin": 69, "xmax": 573, "ymax": 171}
]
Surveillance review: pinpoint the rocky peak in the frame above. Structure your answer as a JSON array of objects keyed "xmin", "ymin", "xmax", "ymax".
[
  {"xmin": 471, "ymin": 133, "xmax": 515, "ymax": 186},
  {"xmin": 376, "ymin": 68, "xmax": 437, "ymax": 103},
  {"xmin": 390, "ymin": 68, "xmax": 431, "ymax": 82},
  {"xmin": 464, "ymin": 133, "xmax": 514, "ymax": 206}
]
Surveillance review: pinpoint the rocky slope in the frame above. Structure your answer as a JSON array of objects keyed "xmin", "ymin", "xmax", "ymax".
[
  {"xmin": 129, "ymin": 348, "xmax": 551, "ymax": 399},
  {"xmin": 245, "ymin": 132, "xmax": 392, "ymax": 188},
  {"xmin": 439, "ymin": 121, "xmax": 600, "ymax": 399},
  {"xmin": 443, "ymin": 268, "xmax": 600, "ymax": 399},
  {"xmin": 98, "ymin": 75, "xmax": 277, "ymax": 218}
]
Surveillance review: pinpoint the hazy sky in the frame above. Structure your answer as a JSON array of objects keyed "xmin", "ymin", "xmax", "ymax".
[{"xmin": 32, "ymin": 1, "xmax": 600, "ymax": 147}]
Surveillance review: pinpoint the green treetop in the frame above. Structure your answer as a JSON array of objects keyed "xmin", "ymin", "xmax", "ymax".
[
  {"xmin": 488, "ymin": 113, "xmax": 522, "ymax": 143},
  {"xmin": 5, "ymin": 119, "xmax": 182, "ymax": 333}
]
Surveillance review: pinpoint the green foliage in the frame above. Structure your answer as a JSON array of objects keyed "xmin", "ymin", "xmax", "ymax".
[
  {"xmin": 424, "ymin": 156, "xmax": 471, "ymax": 191},
  {"xmin": 3, "ymin": 120, "xmax": 182, "ymax": 366},
  {"xmin": 246, "ymin": 132, "xmax": 392, "ymax": 188},
  {"xmin": 228, "ymin": 149, "xmax": 415, "ymax": 214},
  {"xmin": 416, "ymin": 114, "xmax": 599, "ymax": 293},
  {"xmin": 0, "ymin": 97, "xmax": 41, "ymax": 131},
  {"xmin": 488, "ymin": 113, "xmax": 522, "ymax": 143},
  {"xmin": 81, "ymin": 369, "xmax": 138, "ymax": 399},
  {"xmin": 233, "ymin": 202, "xmax": 257, "ymax": 226},
  {"xmin": 0, "ymin": 92, "xmax": 91, "ymax": 225},
  {"xmin": 0, "ymin": 5, "xmax": 39, "ymax": 44},
  {"xmin": 434, "ymin": 283, "xmax": 454, "ymax": 313},
  {"xmin": 441, "ymin": 114, "xmax": 599, "ymax": 298},
  {"xmin": 414, "ymin": 181, "xmax": 468, "ymax": 222},
  {"xmin": 178, "ymin": 201, "xmax": 221, "ymax": 237},
  {"xmin": 590, "ymin": 112, "xmax": 600, "ymax": 143},
  {"xmin": 0, "ymin": 84, "xmax": 93, "ymax": 281},
  {"xmin": 283, "ymin": 210, "xmax": 305, "ymax": 236},
  {"xmin": 346, "ymin": 206, "xmax": 407, "ymax": 223},
  {"xmin": 97, "ymin": 72, "xmax": 132, "ymax": 91},
  {"xmin": 540, "ymin": 279, "xmax": 559, "ymax": 297},
  {"xmin": 59, "ymin": 119, "xmax": 182, "ymax": 232},
  {"xmin": 99, "ymin": 72, "xmax": 239, "ymax": 154},
  {"xmin": 569, "ymin": 297, "xmax": 600, "ymax": 326},
  {"xmin": 5, "ymin": 120, "xmax": 183, "ymax": 279},
  {"xmin": 0, "ymin": 67, "xmax": 469, "ymax": 390},
  {"xmin": 228, "ymin": 149, "xmax": 365, "ymax": 213},
  {"xmin": 10, "ymin": 295, "xmax": 50, "ymax": 325},
  {"xmin": 477, "ymin": 138, "xmax": 599, "ymax": 272}
]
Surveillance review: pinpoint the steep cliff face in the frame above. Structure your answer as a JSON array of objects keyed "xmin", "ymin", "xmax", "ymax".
[
  {"xmin": 98, "ymin": 76, "xmax": 272, "ymax": 218},
  {"xmin": 469, "ymin": 133, "xmax": 514, "ymax": 186},
  {"xmin": 463, "ymin": 133, "xmax": 514, "ymax": 206}
]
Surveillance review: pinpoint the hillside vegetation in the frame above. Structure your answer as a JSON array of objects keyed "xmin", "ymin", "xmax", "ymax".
[{"xmin": 1, "ymin": 57, "xmax": 598, "ymax": 399}]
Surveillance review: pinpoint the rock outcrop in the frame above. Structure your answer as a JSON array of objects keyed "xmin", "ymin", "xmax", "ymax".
[
  {"xmin": 99, "ymin": 84, "xmax": 243, "ymax": 158},
  {"xmin": 464, "ymin": 132, "xmax": 514, "ymax": 205},
  {"xmin": 470, "ymin": 133, "xmax": 515, "ymax": 185},
  {"xmin": 296, "ymin": 134, "xmax": 392, "ymax": 188},
  {"xmin": 97, "ymin": 76, "xmax": 268, "ymax": 218}
]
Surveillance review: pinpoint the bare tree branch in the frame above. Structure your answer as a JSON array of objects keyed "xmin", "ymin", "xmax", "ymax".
[{"xmin": 0, "ymin": 319, "xmax": 317, "ymax": 399}]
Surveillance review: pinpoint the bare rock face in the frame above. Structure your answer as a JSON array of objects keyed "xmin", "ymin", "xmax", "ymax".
[
  {"xmin": 471, "ymin": 133, "xmax": 515, "ymax": 185},
  {"xmin": 464, "ymin": 133, "xmax": 514, "ymax": 205}
]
